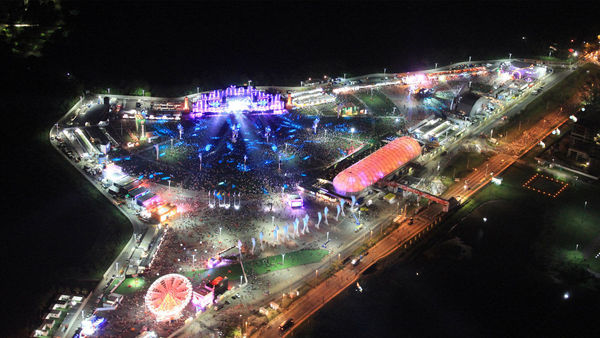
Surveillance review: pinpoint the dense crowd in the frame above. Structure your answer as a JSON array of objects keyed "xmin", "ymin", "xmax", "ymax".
[{"xmin": 114, "ymin": 113, "xmax": 377, "ymax": 195}]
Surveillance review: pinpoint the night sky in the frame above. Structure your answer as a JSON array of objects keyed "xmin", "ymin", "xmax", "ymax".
[{"xmin": 37, "ymin": 1, "xmax": 600, "ymax": 89}]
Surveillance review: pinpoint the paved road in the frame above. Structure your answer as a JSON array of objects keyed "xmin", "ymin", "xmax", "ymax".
[{"xmin": 256, "ymin": 215, "xmax": 433, "ymax": 338}]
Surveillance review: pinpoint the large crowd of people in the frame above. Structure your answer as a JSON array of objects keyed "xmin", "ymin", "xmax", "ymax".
[
  {"xmin": 112, "ymin": 113, "xmax": 383, "ymax": 195},
  {"xmin": 98, "ymin": 110, "xmax": 402, "ymax": 336}
]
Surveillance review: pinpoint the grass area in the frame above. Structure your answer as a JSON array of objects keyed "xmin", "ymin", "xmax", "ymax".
[
  {"xmin": 538, "ymin": 55, "xmax": 568, "ymax": 62},
  {"xmin": 440, "ymin": 151, "xmax": 492, "ymax": 184},
  {"xmin": 336, "ymin": 94, "xmax": 366, "ymax": 111},
  {"xmin": 354, "ymin": 90, "xmax": 397, "ymax": 115},
  {"xmin": 107, "ymin": 277, "xmax": 124, "ymax": 292},
  {"xmin": 498, "ymin": 63, "xmax": 600, "ymax": 140},
  {"xmin": 114, "ymin": 277, "xmax": 146, "ymax": 295},
  {"xmin": 445, "ymin": 159, "xmax": 600, "ymax": 281},
  {"xmin": 183, "ymin": 249, "xmax": 329, "ymax": 282}
]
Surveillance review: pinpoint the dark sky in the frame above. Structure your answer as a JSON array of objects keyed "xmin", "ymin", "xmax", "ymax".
[{"xmin": 47, "ymin": 0, "xmax": 600, "ymax": 89}]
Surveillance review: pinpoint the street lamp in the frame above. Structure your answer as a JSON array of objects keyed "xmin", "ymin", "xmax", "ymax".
[
  {"xmin": 580, "ymin": 201, "xmax": 588, "ymax": 225},
  {"xmin": 509, "ymin": 53, "xmax": 512, "ymax": 60},
  {"xmin": 350, "ymin": 127, "xmax": 356, "ymax": 139}
]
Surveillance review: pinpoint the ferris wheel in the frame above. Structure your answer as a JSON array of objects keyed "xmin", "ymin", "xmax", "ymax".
[{"xmin": 144, "ymin": 274, "xmax": 192, "ymax": 321}]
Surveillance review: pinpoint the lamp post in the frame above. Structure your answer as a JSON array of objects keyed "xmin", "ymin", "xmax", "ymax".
[
  {"xmin": 509, "ymin": 53, "xmax": 512, "ymax": 60},
  {"xmin": 580, "ymin": 201, "xmax": 588, "ymax": 225},
  {"xmin": 435, "ymin": 62, "xmax": 438, "ymax": 69},
  {"xmin": 350, "ymin": 127, "xmax": 355, "ymax": 139},
  {"xmin": 468, "ymin": 56, "xmax": 471, "ymax": 62}
]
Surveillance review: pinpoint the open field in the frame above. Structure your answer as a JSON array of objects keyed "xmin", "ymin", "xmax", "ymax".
[
  {"xmin": 446, "ymin": 161, "xmax": 600, "ymax": 275},
  {"xmin": 183, "ymin": 249, "xmax": 329, "ymax": 282},
  {"xmin": 115, "ymin": 277, "xmax": 146, "ymax": 295},
  {"xmin": 354, "ymin": 90, "xmax": 397, "ymax": 115}
]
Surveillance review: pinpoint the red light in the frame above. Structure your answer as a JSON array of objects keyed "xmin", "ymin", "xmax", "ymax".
[{"xmin": 568, "ymin": 48, "xmax": 574, "ymax": 53}]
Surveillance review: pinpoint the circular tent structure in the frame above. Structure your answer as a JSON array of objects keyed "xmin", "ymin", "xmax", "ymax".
[
  {"xmin": 145, "ymin": 273, "xmax": 192, "ymax": 321},
  {"xmin": 333, "ymin": 136, "xmax": 421, "ymax": 194}
]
